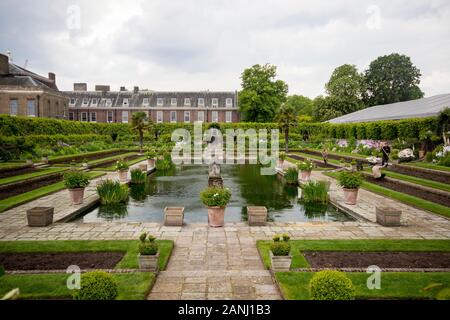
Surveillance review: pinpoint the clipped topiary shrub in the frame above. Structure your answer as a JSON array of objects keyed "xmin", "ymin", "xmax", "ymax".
[
  {"xmin": 309, "ymin": 270, "xmax": 355, "ymax": 300},
  {"xmin": 73, "ymin": 270, "xmax": 118, "ymax": 300}
]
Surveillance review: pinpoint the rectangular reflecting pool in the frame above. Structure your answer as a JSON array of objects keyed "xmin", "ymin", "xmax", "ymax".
[{"xmin": 79, "ymin": 165, "xmax": 355, "ymax": 223}]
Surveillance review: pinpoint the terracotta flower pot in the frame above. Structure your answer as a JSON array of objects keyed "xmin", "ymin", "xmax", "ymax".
[
  {"xmin": 147, "ymin": 158, "xmax": 155, "ymax": 168},
  {"xmin": 277, "ymin": 160, "xmax": 284, "ymax": 169},
  {"xmin": 207, "ymin": 206, "xmax": 226, "ymax": 227},
  {"xmin": 69, "ymin": 188, "xmax": 85, "ymax": 205},
  {"xmin": 299, "ymin": 170, "xmax": 312, "ymax": 181},
  {"xmin": 117, "ymin": 169, "xmax": 128, "ymax": 182},
  {"xmin": 343, "ymin": 188, "xmax": 359, "ymax": 205},
  {"xmin": 42, "ymin": 157, "xmax": 49, "ymax": 164}
]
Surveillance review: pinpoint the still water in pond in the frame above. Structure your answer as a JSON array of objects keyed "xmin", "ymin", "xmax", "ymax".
[{"xmin": 81, "ymin": 165, "xmax": 354, "ymax": 223}]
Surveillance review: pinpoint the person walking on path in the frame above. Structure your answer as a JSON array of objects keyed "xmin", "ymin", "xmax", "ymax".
[{"xmin": 322, "ymin": 148, "xmax": 329, "ymax": 165}]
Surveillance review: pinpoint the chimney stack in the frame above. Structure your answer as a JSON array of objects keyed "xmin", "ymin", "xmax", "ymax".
[
  {"xmin": 0, "ymin": 53, "xmax": 9, "ymax": 75},
  {"xmin": 48, "ymin": 72, "xmax": 56, "ymax": 83},
  {"xmin": 74, "ymin": 83, "xmax": 87, "ymax": 91},
  {"xmin": 134, "ymin": 86, "xmax": 139, "ymax": 94},
  {"xmin": 120, "ymin": 86, "xmax": 127, "ymax": 92},
  {"xmin": 95, "ymin": 85, "xmax": 110, "ymax": 92}
]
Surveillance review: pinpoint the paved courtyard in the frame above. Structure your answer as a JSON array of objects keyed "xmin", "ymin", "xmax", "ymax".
[{"xmin": 0, "ymin": 161, "xmax": 449, "ymax": 299}]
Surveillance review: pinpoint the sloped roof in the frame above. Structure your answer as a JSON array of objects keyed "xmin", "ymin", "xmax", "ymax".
[
  {"xmin": 0, "ymin": 63, "xmax": 58, "ymax": 91},
  {"xmin": 328, "ymin": 94, "xmax": 450, "ymax": 123}
]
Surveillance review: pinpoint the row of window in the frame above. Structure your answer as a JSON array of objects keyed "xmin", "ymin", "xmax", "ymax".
[
  {"xmin": 9, "ymin": 99, "xmax": 37, "ymax": 117},
  {"xmin": 70, "ymin": 97, "xmax": 234, "ymax": 108},
  {"xmin": 69, "ymin": 111, "xmax": 233, "ymax": 123}
]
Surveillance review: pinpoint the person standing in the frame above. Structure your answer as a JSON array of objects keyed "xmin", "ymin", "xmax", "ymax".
[
  {"xmin": 322, "ymin": 148, "xmax": 329, "ymax": 165},
  {"xmin": 381, "ymin": 143, "xmax": 391, "ymax": 166}
]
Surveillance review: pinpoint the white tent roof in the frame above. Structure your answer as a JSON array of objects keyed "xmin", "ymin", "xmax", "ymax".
[{"xmin": 328, "ymin": 94, "xmax": 450, "ymax": 124}]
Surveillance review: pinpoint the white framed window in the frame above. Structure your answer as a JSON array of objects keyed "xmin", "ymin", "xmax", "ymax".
[
  {"xmin": 170, "ymin": 111, "xmax": 177, "ymax": 123},
  {"xmin": 82, "ymin": 98, "xmax": 89, "ymax": 107},
  {"xmin": 122, "ymin": 111, "xmax": 129, "ymax": 123},
  {"xmin": 197, "ymin": 111, "xmax": 204, "ymax": 122},
  {"xmin": 27, "ymin": 99, "xmax": 36, "ymax": 117},
  {"xmin": 184, "ymin": 98, "xmax": 191, "ymax": 106},
  {"xmin": 157, "ymin": 98, "xmax": 164, "ymax": 106},
  {"xmin": 184, "ymin": 111, "xmax": 190, "ymax": 123},
  {"xmin": 69, "ymin": 112, "xmax": 74, "ymax": 120},
  {"xmin": 171, "ymin": 98, "xmax": 177, "ymax": 106},
  {"xmin": 226, "ymin": 111, "xmax": 232, "ymax": 123},
  {"xmin": 90, "ymin": 112, "xmax": 97, "ymax": 122},
  {"xmin": 212, "ymin": 98, "xmax": 219, "ymax": 108},
  {"xmin": 90, "ymin": 98, "xmax": 98, "ymax": 107},
  {"xmin": 69, "ymin": 98, "xmax": 76, "ymax": 106},
  {"xmin": 198, "ymin": 98, "xmax": 205, "ymax": 107},
  {"xmin": 142, "ymin": 98, "xmax": 149, "ymax": 106},
  {"xmin": 105, "ymin": 99, "xmax": 112, "ymax": 107},
  {"xmin": 226, "ymin": 98, "xmax": 233, "ymax": 107},
  {"xmin": 9, "ymin": 99, "xmax": 18, "ymax": 116},
  {"xmin": 157, "ymin": 111, "xmax": 163, "ymax": 123},
  {"xmin": 107, "ymin": 111, "xmax": 114, "ymax": 123},
  {"xmin": 81, "ymin": 112, "xmax": 88, "ymax": 122},
  {"xmin": 122, "ymin": 98, "xmax": 129, "ymax": 107},
  {"xmin": 212, "ymin": 111, "xmax": 218, "ymax": 123}
]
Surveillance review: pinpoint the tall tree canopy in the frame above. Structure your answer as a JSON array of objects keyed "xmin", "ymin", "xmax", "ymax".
[
  {"xmin": 131, "ymin": 111, "xmax": 148, "ymax": 152},
  {"xmin": 364, "ymin": 53, "xmax": 424, "ymax": 106},
  {"xmin": 312, "ymin": 95, "xmax": 363, "ymax": 122},
  {"xmin": 285, "ymin": 95, "xmax": 314, "ymax": 116},
  {"xmin": 325, "ymin": 64, "xmax": 365, "ymax": 100},
  {"xmin": 239, "ymin": 64, "xmax": 288, "ymax": 122},
  {"xmin": 276, "ymin": 103, "xmax": 298, "ymax": 153}
]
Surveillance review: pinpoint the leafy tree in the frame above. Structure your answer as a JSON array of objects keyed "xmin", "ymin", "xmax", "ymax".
[
  {"xmin": 312, "ymin": 96, "xmax": 362, "ymax": 122},
  {"xmin": 131, "ymin": 111, "xmax": 148, "ymax": 152},
  {"xmin": 326, "ymin": 64, "xmax": 365, "ymax": 100},
  {"xmin": 437, "ymin": 107, "xmax": 450, "ymax": 144},
  {"xmin": 276, "ymin": 103, "xmax": 298, "ymax": 153},
  {"xmin": 239, "ymin": 64, "xmax": 288, "ymax": 122},
  {"xmin": 285, "ymin": 95, "xmax": 314, "ymax": 116},
  {"xmin": 364, "ymin": 53, "xmax": 424, "ymax": 106}
]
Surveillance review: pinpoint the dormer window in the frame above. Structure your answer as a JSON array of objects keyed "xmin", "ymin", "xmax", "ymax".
[
  {"xmin": 69, "ymin": 98, "xmax": 76, "ymax": 105},
  {"xmin": 171, "ymin": 98, "xmax": 177, "ymax": 106},
  {"xmin": 142, "ymin": 98, "xmax": 149, "ymax": 106},
  {"xmin": 198, "ymin": 98, "xmax": 205, "ymax": 107},
  {"xmin": 226, "ymin": 98, "xmax": 233, "ymax": 107},
  {"xmin": 184, "ymin": 98, "xmax": 191, "ymax": 106},
  {"xmin": 123, "ymin": 98, "xmax": 129, "ymax": 107},
  {"xmin": 82, "ymin": 98, "xmax": 89, "ymax": 107},
  {"xmin": 105, "ymin": 99, "xmax": 112, "ymax": 107},
  {"xmin": 157, "ymin": 98, "xmax": 164, "ymax": 106},
  {"xmin": 91, "ymin": 98, "xmax": 98, "ymax": 107},
  {"xmin": 212, "ymin": 98, "xmax": 219, "ymax": 107}
]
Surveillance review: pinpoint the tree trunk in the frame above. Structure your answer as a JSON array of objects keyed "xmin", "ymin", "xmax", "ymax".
[
  {"xmin": 139, "ymin": 131, "xmax": 144, "ymax": 153},
  {"xmin": 284, "ymin": 127, "xmax": 289, "ymax": 153}
]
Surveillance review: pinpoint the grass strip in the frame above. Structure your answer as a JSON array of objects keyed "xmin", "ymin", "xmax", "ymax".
[
  {"xmin": 275, "ymin": 272, "xmax": 450, "ymax": 300},
  {"xmin": 0, "ymin": 171, "xmax": 105, "ymax": 213},
  {"xmin": 0, "ymin": 167, "xmax": 68, "ymax": 186},
  {"xmin": 404, "ymin": 161, "xmax": 450, "ymax": 173},
  {"xmin": 95, "ymin": 156, "xmax": 147, "ymax": 171}
]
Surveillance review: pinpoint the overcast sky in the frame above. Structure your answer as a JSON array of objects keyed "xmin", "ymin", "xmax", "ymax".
[{"xmin": 1, "ymin": 0, "xmax": 449, "ymax": 97}]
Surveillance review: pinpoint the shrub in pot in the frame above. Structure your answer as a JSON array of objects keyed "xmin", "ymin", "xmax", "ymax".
[
  {"xmin": 146, "ymin": 149, "xmax": 157, "ymax": 168},
  {"xmin": 270, "ymin": 234, "xmax": 291, "ymax": 271},
  {"xmin": 114, "ymin": 159, "xmax": 129, "ymax": 182},
  {"xmin": 73, "ymin": 270, "xmax": 118, "ymax": 300},
  {"xmin": 138, "ymin": 232, "xmax": 159, "ymax": 271},
  {"xmin": 200, "ymin": 186, "xmax": 232, "ymax": 227},
  {"xmin": 309, "ymin": 270, "xmax": 355, "ymax": 300},
  {"xmin": 337, "ymin": 170, "xmax": 363, "ymax": 205},
  {"xmin": 63, "ymin": 170, "xmax": 90, "ymax": 205},
  {"xmin": 298, "ymin": 160, "xmax": 314, "ymax": 181}
]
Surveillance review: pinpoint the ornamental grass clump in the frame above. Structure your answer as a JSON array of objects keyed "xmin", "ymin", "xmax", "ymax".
[
  {"xmin": 270, "ymin": 234, "xmax": 291, "ymax": 256},
  {"xmin": 139, "ymin": 232, "xmax": 158, "ymax": 255},
  {"xmin": 96, "ymin": 180, "xmax": 129, "ymax": 205},
  {"xmin": 73, "ymin": 270, "xmax": 118, "ymax": 300},
  {"xmin": 309, "ymin": 270, "xmax": 355, "ymax": 300},
  {"xmin": 200, "ymin": 187, "xmax": 232, "ymax": 207},
  {"xmin": 337, "ymin": 170, "xmax": 363, "ymax": 189},
  {"xmin": 63, "ymin": 170, "xmax": 90, "ymax": 189},
  {"xmin": 130, "ymin": 168, "xmax": 146, "ymax": 184},
  {"xmin": 284, "ymin": 167, "xmax": 299, "ymax": 185},
  {"xmin": 301, "ymin": 180, "xmax": 329, "ymax": 204}
]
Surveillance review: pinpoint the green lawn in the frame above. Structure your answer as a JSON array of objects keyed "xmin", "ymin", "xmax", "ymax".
[
  {"xmin": 0, "ymin": 171, "xmax": 105, "ymax": 213},
  {"xmin": 381, "ymin": 169, "xmax": 450, "ymax": 193},
  {"xmin": 290, "ymin": 152, "xmax": 341, "ymax": 165},
  {"xmin": 95, "ymin": 156, "xmax": 147, "ymax": 171},
  {"xmin": 0, "ymin": 272, "xmax": 155, "ymax": 300},
  {"xmin": 0, "ymin": 240, "xmax": 174, "ymax": 270},
  {"xmin": 276, "ymin": 272, "xmax": 450, "ymax": 300},
  {"xmin": 324, "ymin": 172, "xmax": 450, "ymax": 218},
  {"xmin": 47, "ymin": 148, "xmax": 126, "ymax": 162},
  {"xmin": 87, "ymin": 152, "xmax": 138, "ymax": 166},
  {"xmin": 306, "ymin": 148, "xmax": 368, "ymax": 159},
  {"xmin": 0, "ymin": 167, "xmax": 68, "ymax": 186},
  {"xmin": 404, "ymin": 161, "xmax": 450, "ymax": 173},
  {"xmin": 0, "ymin": 162, "xmax": 27, "ymax": 170},
  {"xmin": 257, "ymin": 239, "xmax": 450, "ymax": 269}
]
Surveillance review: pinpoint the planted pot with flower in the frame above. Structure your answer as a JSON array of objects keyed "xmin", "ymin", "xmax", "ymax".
[
  {"xmin": 337, "ymin": 170, "xmax": 363, "ymax": 205},
  {"xmin": 200, "ymin": 186, "xmax": 232, "ymax": 227},
  {"xmin": 270, "ymin": 234, "xmax": 292, "ymax": 271},
  {"xmin": 41, "ymin": 154, "xmax": 49, "ymax": 164},
  {"xmin": 298, "ymin": 160, "xmax": 314, "ymax": 181},
  {"xmin": 146, "ymin": 149, "xmax": 157, "ymax": 168},
  {"xmin": 26, "ymin": 156, "xmax": 33, "ymax": 166},
  {"xmin": 115, "ymin": 160, "xmax": 129, "ymax": 182},
  {"xmin": 63, "ymin": 170, "xmax": 90, "ymax": 205},
  {"xmin": 138, "ymin": 232, "xmax": 159, "ymax": 271}
]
